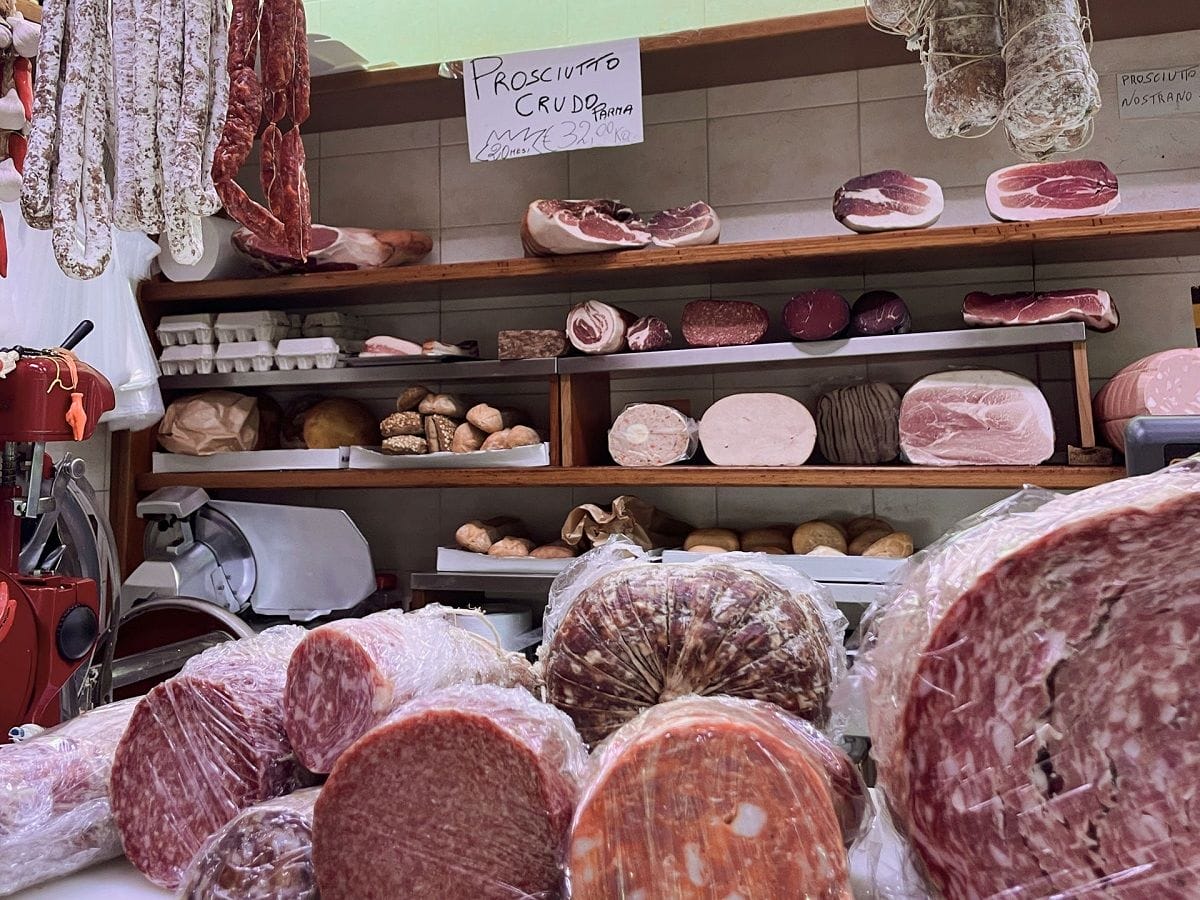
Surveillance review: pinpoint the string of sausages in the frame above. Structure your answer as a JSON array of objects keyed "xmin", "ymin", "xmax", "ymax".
[{"xmin": 0, "ymin": 1, "xmax": 38, "ymax": 277}]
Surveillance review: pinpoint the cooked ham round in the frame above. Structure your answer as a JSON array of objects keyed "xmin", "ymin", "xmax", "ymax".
[
  {"xmin": 699, "ymin": 393, "xmax": 817, "ymax": 466},
  {"xmin": 834, "ymin": 170, "xmax": 943, "ymax": 233},
  {"xmin": 985, "ymin": 160, "xmax": 1120, "ymax": 222}
]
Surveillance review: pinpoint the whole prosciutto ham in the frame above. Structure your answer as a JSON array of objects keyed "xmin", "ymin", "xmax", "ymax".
[
  {"xmin": 522, "ymin": 199, "xmax": 719, "ymax": 256},
  {"xmin": 833, "ymin": 171, "xmax": 943, "ymax": 233},
  {"xmin": 233, "ymin": 225, "xmax": 433, "ymax": 273},
  {"xmin": 986, "ymin": 160, "xmax": 1120, "ymax": 222},
  {"xmin": 963, "ymin": 289, "xmax": 1119, "ymax": 332}
]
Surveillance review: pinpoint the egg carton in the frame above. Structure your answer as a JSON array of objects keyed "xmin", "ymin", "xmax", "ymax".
[
  {"xmin": 215, "ymin": 310, "xmax": 290, "ymax": 343},
  {"xmin": 275, "ymin": 337, "xmax": 341, "ymax": 371},
  {"xmin": 214, "ymin": 340, "xmax": 275, "ymax": 373},
  {"xmin": 159, "ymin": 343, "xmax": 215, "ymax": 376},
  {"xmin": 302, "ymin": 312, "xmax": 367, "ymax": 340},
  {"xmin": 156, "ymin": 314, "xmax": 214, "ymax": 347}
]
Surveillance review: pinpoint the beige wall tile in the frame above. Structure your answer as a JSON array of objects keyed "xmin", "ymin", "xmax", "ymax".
[
  {"xmin": 440, "ymin": 223, "xmax": 525, "ymax": 263},
  {"xmin": 440, "ymin": 143, "xmax": 569, "ymax": 228},
  {"xmin": 321, "ymin": 121, "xmax": 440, "ymax": 157},
  {"xmin": 318, "ymin": 147, "xmax": 441, "ymax": 231},
  {"xmin": 715, "ymin": 198, "xmax": 843, "ymax": 242},
  {"xmin": 569, "ymin": 120, "xmax": 708, "ymax": 212},
  {"xmin": 873, "ymin": 488, "xmax": 1016, "ymax": 547},
  {"xmin": 708, "ymin": 72, "xmax": 858, "ymax": 117},
  {"xmin": 644, "ymin": 90, "xmax": 708, "ymax": 124},
  {"xmin": 714, "ymin": 487, "xmax": 876, "ymax": 530},
  {"xmin": 857, "ymin": 61, "xmax": 925, "ymax": 102}
]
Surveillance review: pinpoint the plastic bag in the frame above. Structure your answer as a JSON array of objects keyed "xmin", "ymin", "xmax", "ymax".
[
  {"xmin": 312, "ymin": 684, "xmax": 587, "ymax": 900},
  {"xmin": 607, "ymin": 403, "xmax": 698, "ymax": 467},
  {"xmin": 179, "ymin": 787, "xmax": 321, "ymax": 900},
  {"xmin": 109, "ymin": 625, "xmax": 312, "ymax": 889},
  {"xmin": 848, "ymin": 791, "xmax": 933, "ymax": 899},
  {"xmin": 568, "ymin": 695, "xmax": 871, "ymax": 899},
  {"xmin": 0, "ymin": 698, "xmax": 141, "ymax": 897},
  {"xmin": 539, "ymin": 541, "xmax": 850, "ymax": 746},
  {"xmin": 282, "ymin": 605, "xmax": 538, "ymax": 774},
  {"xmin": 856, "ymin": 460, "xmax": 1200, "ymax": 897},
  {"xmin": 0, "ymin": 204, "xmax": 163, "ymax": 431}
]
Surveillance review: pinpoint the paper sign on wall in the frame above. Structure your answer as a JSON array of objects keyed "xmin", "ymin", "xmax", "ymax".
[
  {"xmin": 462, "ymin": 39, "xmax": 644, "ymax": 163},
  {"xmin": 1117, "ymin": 66, "xmax": 1200, "ymax": 119}
]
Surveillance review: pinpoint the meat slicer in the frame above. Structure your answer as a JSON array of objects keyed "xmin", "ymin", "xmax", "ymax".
[
  {"xmin": 121, "ymin": 486, "xmax": 375, "ymax": 622},
  {"xmin": 0, "ymin": 323, "xmax": 120, "ymax": 737}
]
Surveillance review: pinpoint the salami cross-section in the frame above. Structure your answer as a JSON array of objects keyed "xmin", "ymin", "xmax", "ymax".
[
  {"xmin": 569, "ymin": 696, "xmax": 868, "ymax": 899},
  {"xmin": 863, "ymin": 461, "xmax": 1200, "ymax": 897}
]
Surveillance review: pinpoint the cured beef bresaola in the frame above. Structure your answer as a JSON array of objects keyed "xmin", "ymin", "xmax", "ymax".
[
  {"xmin": 1093, "ymin": 349, "xmax": 1200, "ymax": 452},
  {"xmin": 566, "ymin": 300, "xmax": 637, "ymax": 354},
  {"xmin": 784, "ymin": 290, "xmax": 851, "ymax": 342},
  {"xmin": 986, "ymin": 160, "xmax": 1120, "ymax": 221},
  {"xmin": 963, "ymin": 288, "xmax": 1119, "ymax": 332},
  {"xmin": 863, "ymin": 461, "xmax": 1200, "ymax": 897},
  {"xmin": 521, "ymin": 199, "xmax": 719, "ymax": 255},
  {"xmin": 233, "ymin": 225, "xmax": 433, "ymax": 273},
  {"xmin": 849, "ymin": 291, "xmax": 912, "ymax": 337},
  {"xmin": 833, "ymin": 171, "xmax": 943, "ymax": 233}
]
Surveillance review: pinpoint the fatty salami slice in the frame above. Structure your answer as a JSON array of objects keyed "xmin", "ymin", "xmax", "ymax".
[
  {"xmin": 283, "ymin": 606, "xmax": 537, "ymax": 773},
  {"xmin": 313, "ymin": 685, "xmax": 587, "ymax": 900},
  {"xmin": 110, "ymin": 626, "xmax": 310, "ymax": 889},
  {"xmin": 569, "ymin": 696, "xmax": 867, "ymax": 899},
  {"xmin": 540, "ymin": 558, "xmax": 839, "ymax": 745},
  {"xmin": 179, "ymin": 788, "xmax": 320, "ymax": 900},
  {"xmin": 0, "ymin": 699, "xmax": 140, "ymax": 897},
  {"xmin": 608, "ymin": 403, "xmax": 698, "ymax": 467},
  {"xmin": 816, "ymin": 382, "xmax": 902, "ymax": 465},
  {"xmin": 1093, "ymin": 348, "xmax": 1200, "ymax": 452},
  {"xmin": 864, "ymin": 461, "xmax": 1200, "ymax": 897}
]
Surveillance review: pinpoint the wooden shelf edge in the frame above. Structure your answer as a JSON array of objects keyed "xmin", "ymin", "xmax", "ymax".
[{"xmin": 135, "ymin": 465, "xmax": 1125, "ymax": 492}]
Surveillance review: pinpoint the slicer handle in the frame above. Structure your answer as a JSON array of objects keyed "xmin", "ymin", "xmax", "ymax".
[{"xmin": 59, "ymin": 320, "xmax": 93, "ymax": 351}]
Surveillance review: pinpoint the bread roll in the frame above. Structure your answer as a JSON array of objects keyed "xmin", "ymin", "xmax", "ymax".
[
  {"xmin": 425, "ymin": 415, "xmax": 459, "ymax": 453},
  {"xmin": 450, "ymin": 422, "xmax": 488, "ymax": 453},
  {"xmin": 845, "ymin": 516, "xmax": 893, "ymax": 539},
  {"xmin": 740, "ymin": 527, "xmax": 791, "ymax": 553},
  {"xmin": 684, "ymin": 528, "xmax": 740, "ymax": 552},
  {"xmin": 466, "ymin": 404, "xmax": 524, "ymax": 434},
  {"xmin": 395, "ymin": 385, "xmax": 431, "ymax": 412},
  {"xmin": 807, "ymin": 545, "xmax": 847, "ymax": 557},
  {"xmin": 381, "ymin": 435, "xmax": 427, "ymax": 455},
  {"xmin": 487, "ymin": 537, "xmax": 536, "ymax": 557},
  {"xmin": 481, "ymin": 426, "xmax": 541, "ymax": 451},
  {"xmin": 455, "ymin": 517, "xmax": 527, "ymax": 554},
  {"xmin": 863, "ymin": 532, "xmax": 914, "ymax": 559},
  {"xmin": 303, "ymin": 398, "xmax": 379, "ymax": 449},
  {"xmin": 380, "ymin": 411, "xmax": 423, "ymax": 438},
  {"xmin": 418, "ymin": 394, "xmax": 466, "ymax": 417},
  {"xmin": 530, "ymin": 542, "xmax": 576, "ymax": 559},
  {"xmin": 792, "ymin": 521, "xmax": 848, "ymax": 555},
  {"xmin": 848, "ymin": 528, "xmax": 892, "ymax": 556}
]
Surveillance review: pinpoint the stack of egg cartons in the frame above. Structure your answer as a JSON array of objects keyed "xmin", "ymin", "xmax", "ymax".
[
  {"xmin": 156, "ymin": 314, "xmax": 216, "ymax": 376},
  {"xmin": 274, "ymin": 312, "xmax": 365, "ymax": 371},
  {"xmin": 211, "ymin": 311, "xmax": 288, "ymax": 373}
]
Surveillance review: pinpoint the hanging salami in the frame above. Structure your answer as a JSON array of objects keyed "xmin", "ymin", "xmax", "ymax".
[{"xmin": 924, "ymin": 0, "xmax": 1006, "ymax": 138}]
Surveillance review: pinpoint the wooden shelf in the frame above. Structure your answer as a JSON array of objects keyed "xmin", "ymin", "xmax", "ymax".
[
  {"xmin": 135, "ymin": 465, "xmax": 1125, "ymax": 492},
  {"xmin": 305, "ymin": 0, "xmax": 1200, "ymax": 133},
  {"xmin": 138, "ymin": 210, "xmax": 1200, "ymax": 311}
]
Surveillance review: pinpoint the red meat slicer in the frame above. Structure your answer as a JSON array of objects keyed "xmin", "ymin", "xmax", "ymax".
[{"xmin": 0, "ymin": 322, "xmax": 117, "ymax": 739}]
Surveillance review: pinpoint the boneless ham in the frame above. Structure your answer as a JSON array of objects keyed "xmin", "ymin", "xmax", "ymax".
[
  {"xmin": 833, "ymin": 170, "xmax": 943, "ymax": 233},
  {"xmin": 312, "ymin": 685, "xmax": 586, "ymax": 900},
  {"xmin": 1093, "ymin": 349, "xmax": 1200, "ymax": 452},
  {"xmin": 522, "ymin": 198, "xmax": 720, "ymax": 255},
  {"xmin": 179, "ymin": 788, "xmax": 319, "ymax": 900},
  {"xmin": 569, "ymin": 696, "xmax": 868, "ymax": 899},
  {"xmin": 699, "ymin": 393, "xmax": 817, "ymax": 466},
  {"xmin": 0, "ymin": 699, "xmax": 139, "ymax": 896},
  {"xmin": 986, "ymin": 160, "xmax": 1121, "ymax": 221},
  {"xmin": 900, "ymin": 370, "xmax": 1055, "ymax": 466},
  {"xmin": 110, "ymin": 626, "xmax": 310, "ymax": 889},
  {"xmin": 283, "ymin": 606, "xmax": 537, "ymax": 773},
  {"xmin": 233, "ymin": 224, "xmax": 433, "ymax": 273},
  {"xmin": 863, "ymin": 461, "xmax": 1200, "ymax": 897},
  {"xmin": 964, "ymin": 288, "xmax": 1119, "ymax": 332},
  {"xmin": 540, "ymin": 554, "xmax": 842, "ymax": 745},
  {"xmin": 609, "ymin": 403, "xmax": 698, "ymax": 467}
]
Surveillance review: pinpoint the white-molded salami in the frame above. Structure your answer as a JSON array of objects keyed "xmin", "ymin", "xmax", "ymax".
[
  {"xmin": 20, "ymin": 0, "xmax": 65, "ymax": 229},
  {"xmin": 1093, "ymin": 349, "xmax": 1200, "ymax": 452},
  {"xmin": 699, "ymin": 393, "xmax": 817, "ymax": 466}
]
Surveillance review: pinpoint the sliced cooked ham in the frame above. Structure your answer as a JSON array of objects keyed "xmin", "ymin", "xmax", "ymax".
[
  {"xmin": 521, "ymin": 199, "xmax": 720, "ymax": 256},
  {"xmin": 963, "ymin": 289, "xmax": 1119, "ymax": 332},
  {"xmin": 833, "ymin": 171, "xmax": 943, "ymax": 233},
  {"xmin": 985, "ymin": 161, "xmax": 1120, "ymax": 222},
  {"xmin": 233, "ymin": 225, "xmax": 433, "ymax": 273}
]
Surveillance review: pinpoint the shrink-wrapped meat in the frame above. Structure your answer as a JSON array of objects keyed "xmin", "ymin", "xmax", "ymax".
[
  {"xmin": 568, "ymin": 696, "xmax": 869, "ymax": 899},
  {"xmin": 0, "ymin": 700, "xmax": 139, "ymax": 896},
  {"xmin": 283, "ymin": 605, "xmax": 537, "ymax": 773},
  {"xmin": 860, "ymin": 461, "xmax": 1200, "ymax": 897},
  {"xmin": 110, "ymin": 626, "xmax": 310, "ymax": 889},
  {"xmin": 539, "ymin": 547, "xmax": 846, "ymax": 745},
  {"xmin": 179, "ymin": 788, "xmax": 320, "ymax": 900},
  {"xmin": 313, "ymin": 685, "xmax": 587, "ymax": 900}
]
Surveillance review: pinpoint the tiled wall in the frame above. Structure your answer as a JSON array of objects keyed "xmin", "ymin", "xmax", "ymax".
[{"xmin": 133, "ymin": 29, "xmax": 1200, "ymax": 579}]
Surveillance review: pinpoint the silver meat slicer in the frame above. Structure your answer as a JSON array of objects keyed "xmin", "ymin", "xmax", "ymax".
[{"xmin": 122, "ymin": 487, "xmax": 375, "ymax": 622}]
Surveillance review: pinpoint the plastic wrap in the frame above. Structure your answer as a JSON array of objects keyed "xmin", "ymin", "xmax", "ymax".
[
  {"xmin": 568, "ymin": 695, "xmax": 870, "ymax": 899},
  {"xmin": 312, "ymin": 684, "xmax": 587, "ymax": 900},
  {"xmin": 0, "ymin": 699, "xmax": 140, "ymax": 897},
  {"xmin": 282, "ymin": 604, "xmax": 538, "ymax": 774},
  {"xmin": 857, "ymin": 460, "xmax": 1200, "ymax": 896},
  {"xmin": 607, "ymin": 402, "xmax": 698, "ymax": 467},
  {"xmin": 109, "ymin": 625, "xmax": 311, "ymax": 890},
  {"xmin": 539, "ymin": 542, "xmax": 849, "ymax": 746},
  {"xmin": 179, "ymin": 788, "xmax": 320, "ymax": 900}
]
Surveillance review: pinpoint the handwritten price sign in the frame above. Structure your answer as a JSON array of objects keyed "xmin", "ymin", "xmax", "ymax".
[{"xmin": 463, "ymin": 39, "xmax": 644, "ymax": 163}]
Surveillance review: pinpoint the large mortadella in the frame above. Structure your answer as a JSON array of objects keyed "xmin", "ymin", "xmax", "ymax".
[
  {"xmin": 1093, "ymin": 349, "xmax": 1200, "ymax": 452},
  {"xmin": 699, "ymin": 393, "xmax": 817, "ymax": 466}
]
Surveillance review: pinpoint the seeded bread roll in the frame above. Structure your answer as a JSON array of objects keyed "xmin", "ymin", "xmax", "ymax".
[
  {"xmin": 395, "ymin": 386, "xmax": 432, "ymax": 412},
  {"xmin": 380, "ymin": 412, "xmax": 423, "ymax": 438},
  {"xmin": 425, "ymin": 415, "xmax": 460, "ymax": 453},
  {"xmin": 381, "ymin": 435, "xmax": 428, "ymax": 455}
]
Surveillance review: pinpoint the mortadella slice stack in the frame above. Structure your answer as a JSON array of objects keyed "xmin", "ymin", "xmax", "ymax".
[
  {"xmin": 568, "ymin": 696, "xmax": 868, "ymax": 899},
  {"xmin": 1093, "ymin": 348, "xmax": 1200, "ymax": 452},
  {"xmin": 899, "ymin": 370, "xmax": 1055, "ymax": 466}
]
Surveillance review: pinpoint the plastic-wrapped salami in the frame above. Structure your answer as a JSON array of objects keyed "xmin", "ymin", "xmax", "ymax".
[
  {"xmin": 568, "ymin": 696, "xmax": 869, "ymax": 899},
  {"xmin": 283, "ymin": 605, "xmax": 537, "ymax": 774},
  {"xmin": 539, "ymin": 543, "xmax": 847, "ymax": 746},
  {"xmin": 313, "ymin": 684, "xmax": 587, "ymax": 900},
  {"xmin": 858, "ymin": 460, "xmax": 1200, "ymax": 896},
  {"xmin": 110, "ymin": 626, "xmax": 311, "ymax": 890},
  {"xmin": 0, "ymin": 699, "xmax": 140, "ymax": 897},
  {"xmin": 179, "ymin": 788, "xmax": 320, "ymax": 900},
  {"xmin": 608, "ymin": 403, "xmax": 698, "ymax": 467}
]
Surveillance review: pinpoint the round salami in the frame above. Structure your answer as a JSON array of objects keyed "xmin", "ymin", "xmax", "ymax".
[
  {"xmin": 312, "ymin": 685, "xmax": 586, "ymax": 900},
  {"xmin": 569, "ymin": 696, "xmax": 868, "ymax": 899}
]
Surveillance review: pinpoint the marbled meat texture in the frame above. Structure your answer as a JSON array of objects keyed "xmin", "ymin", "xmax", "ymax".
[
  {"xmin": 569, "ymin": 697, "xmax": 866, "ymax": 900},
  {"xmin": 680, "ymin": 300, "xmax": 769, "ymax": 347},
  {"xmin": 109, "ymin": 627, "xmax": 310, "ymax": 889},
  {"xmin": 963, "ymin": 288, "xmax": 1119, "ymax": 332},
  {"xmin": 1093, "ymin": 349, "xmax": 1200, "ymax": 452},
  {"xmin": 567, "ymin": 300, "xmax": 638, "ymax": 355},
  {"xmin": 541, "ymin": 562, "xmax": 835, "ymax": 746},
  {"xmin": 986, "ymin": 160, "xmax": 1120, "ymax": 221},
  {"xmin": 849, "ymin": 291, "xmax": 912, "ymax": 337},
  {"xmin": 899, "ymin": 369, "xmax": 1055, "ymax": 466},
  {"xmin": 233, "ymin": 225, "xmax": 433, "ymax": 273},
  {"xmin": 312, "ymin": 685, "xmax": 586, "ymax": 900},
  {"xmin": 641, "ymin": 201, "xmax": 721, "ymax": 247},
  {"xmin": 178, "ymin": 788, "xmax": 320, "ymax": 900},
  {"xmin": 498, "ymin": 329, "xmax": 569, "ymax": 360},
  {"xmin": 283, "ymin": 607, "xmax": 536, "ymax": 774},
  {"xmin": 865, "ymin": 461, "xmax": 1200, "ymax": 898},
  {"xmin": 521, "ymin": 199, "xmax": 650, "ymax": 255},
  {"xmin": 817, "ymin": 382, "xmax": 902, "ymax": 465},
  {"xmin": 608, "ymin": 403, "xmax": 697, "ymax": 467},
  {"xmin": 626, "ymin": 315, "xmax": 672, "ymax": 352},
  {"xmin": 784, "ymin": 290, "xmax": 851, "ymax": 342},
  {"xmin": 833, "ymin": 171, "xmax": 943, "ymax": 233}
]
